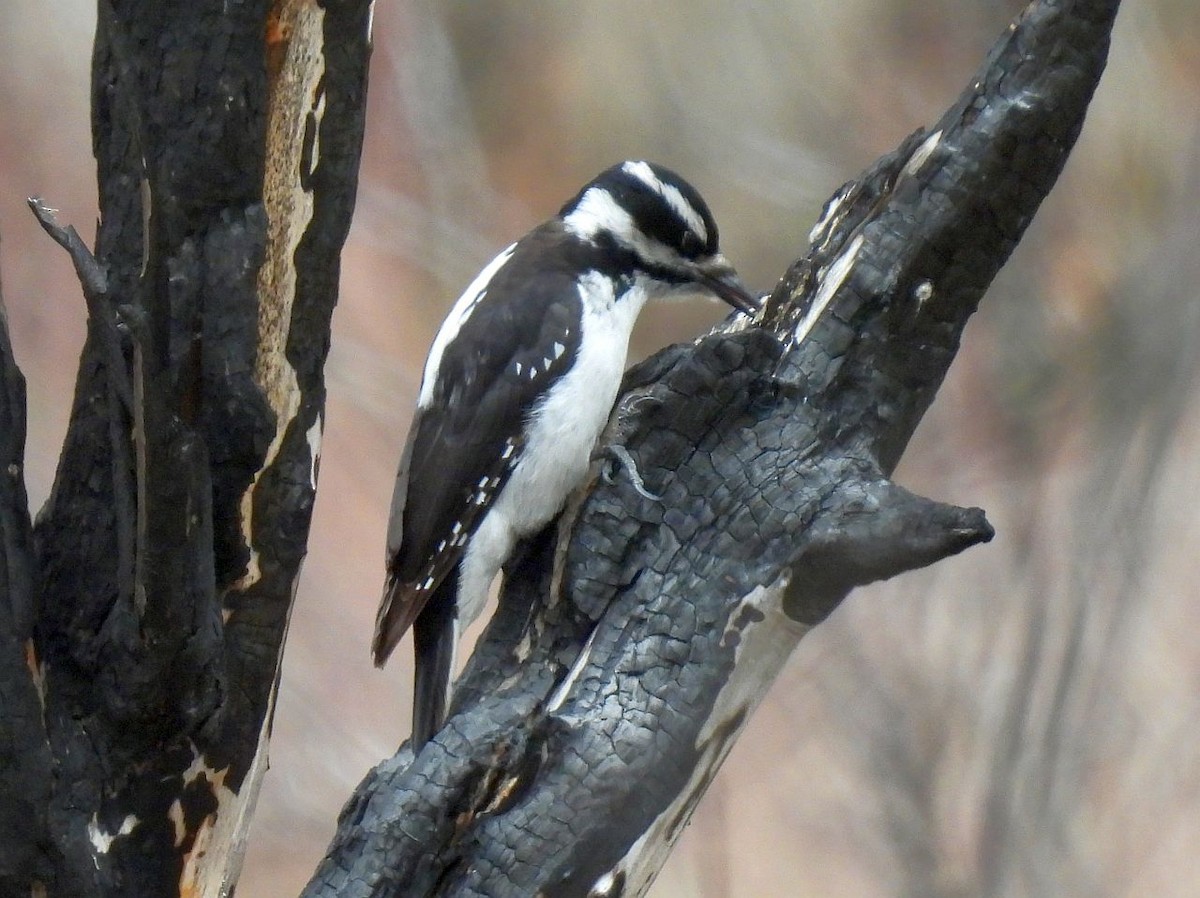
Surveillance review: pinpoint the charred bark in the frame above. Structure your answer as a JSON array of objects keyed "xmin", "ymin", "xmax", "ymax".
[
  {"xmin": 0, "ymin": 1, "xmax": 371, "ymax": 895},
  {"xmin": 303, "ymin": 1, "xmax": 1121, "ymax": 896}
]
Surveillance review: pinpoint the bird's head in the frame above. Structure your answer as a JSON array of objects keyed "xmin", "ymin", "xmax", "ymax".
[{"xmin": 560, "ymin": 160, "xmax": 759, "ymax": 315}]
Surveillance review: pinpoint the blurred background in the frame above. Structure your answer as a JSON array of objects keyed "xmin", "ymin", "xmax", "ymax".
[{"xmin": 3, "ymin": 0, "xmax": 1199, "ymax": 895}]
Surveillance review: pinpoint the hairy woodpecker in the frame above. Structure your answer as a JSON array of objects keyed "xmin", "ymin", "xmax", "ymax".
[{"xmin": 374, "ymin": 160, "xmax": 758, "ymax": 748}]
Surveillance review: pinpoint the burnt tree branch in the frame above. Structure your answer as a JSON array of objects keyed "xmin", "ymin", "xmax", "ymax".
[
  {"xmin": 0, "ymin": 239, "xmax": 52, "ymax": 894},
  {"xmin": 304, "ymin": 1, "xmax": 1121, "ymax": 896}
]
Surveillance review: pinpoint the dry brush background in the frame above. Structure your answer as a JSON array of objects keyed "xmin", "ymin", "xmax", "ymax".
[{"xmin": 2, "ymin": 1, "xmax": 1199, "ymax": 895}]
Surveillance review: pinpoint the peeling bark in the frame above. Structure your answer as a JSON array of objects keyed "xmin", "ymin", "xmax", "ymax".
[{"xmin": 0, "ymin": 1, "xmax": 371, "ymax": 895}]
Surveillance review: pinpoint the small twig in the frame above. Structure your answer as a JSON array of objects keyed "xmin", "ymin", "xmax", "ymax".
[
  {"xmin": 28, "ymin": 197, "xmax": 138, "ymax": 608},
  {"xmin": 28, "ymin": 198, "xmax": 109, "ymax": 300},
  {"xmin": 28, "ymin": 198, "xmax": 133, "ymax": 414}
]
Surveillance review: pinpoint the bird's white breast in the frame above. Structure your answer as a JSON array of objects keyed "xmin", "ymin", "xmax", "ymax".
[
  {"xmin": 497, "ymin": 271, "xmax": 645, "ymax": 532},
  {"xmin": 455, "ymin": 272, "xmax": 647, "ymax": 625}
]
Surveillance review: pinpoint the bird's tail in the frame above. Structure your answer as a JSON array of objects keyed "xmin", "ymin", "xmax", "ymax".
[{"xmin": 411, "ymin": 579, "xmax": 458, "ymax": 749}]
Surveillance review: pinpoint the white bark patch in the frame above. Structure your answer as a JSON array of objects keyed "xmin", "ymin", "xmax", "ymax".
[
  {"xmin": 808, "ymin": 182, "xmax": 853, "ymax": 246},
  {"xmin": 305, "ymin": 86, "xmax": 327, "ymax": 181},
  {"xmin": 177, "ymin": 677, "xmax": 277, "ymax": 897},
  {"xmin": 589, "ymin": 868, "xmax": 623, "ymax": 898},
  {"xmin": 604, "ymin": 574, "xmax": 811, "ymax": 897},
  {"xmin": 546, "ymin": 624, "xmax": 602, "ymax": 713},
  {"xmin": 306, "ymin": 413, "xmax": 323, "ymax": 490},
  {"xmin": 793, "ymin": 234, "xmax": 864, "ymax": 346},
  {"xmin": 902, "ymin": 129, "xmax": 943, "ymax": 179},
  {"xmin": 88, "ymin": 813, "xmax": 138, "ymax": 856},
  {"xmin": 169, "ymin": 799, "xmax": 186, "ymax": 849},
  {"xmin": 235, "ymin": 1, "xmax": 326, "ymax": 592},
  {"xmin": 912, "ymin": 278, "xmax": 934, "ymax": 313}
]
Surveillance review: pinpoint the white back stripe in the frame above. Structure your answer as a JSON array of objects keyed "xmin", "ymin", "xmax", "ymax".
[{"xmin": 418, "ymin": 243, "xmax": 517, "ymax": 409}]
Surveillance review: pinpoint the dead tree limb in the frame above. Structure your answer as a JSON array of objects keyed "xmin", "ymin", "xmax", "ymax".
[{"xmin": 304, "ymin": 1, "xmax": 1121, "ymax": 896}]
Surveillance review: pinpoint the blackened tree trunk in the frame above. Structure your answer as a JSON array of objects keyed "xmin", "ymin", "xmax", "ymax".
[
  {"xmin": 0, "ymin": 1, "xmax": 372, "ymax": 894},
  {"xmin": 0, "ymin": 0, "xmax": 1121, "ymax": 896}
]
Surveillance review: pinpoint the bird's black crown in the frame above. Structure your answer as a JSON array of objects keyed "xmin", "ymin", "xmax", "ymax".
[{"xmin": 560, "ymin": 160, "xmax": 721, "ymax": 261}]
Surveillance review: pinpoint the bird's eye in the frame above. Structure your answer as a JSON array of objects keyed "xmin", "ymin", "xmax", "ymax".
[{"xmin": 680, "ymin": 231, "xmax": 703, "ymax": 258}]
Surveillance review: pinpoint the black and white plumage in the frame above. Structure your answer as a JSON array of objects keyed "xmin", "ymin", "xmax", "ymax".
[{"xmin": 374, "ymin": 160, "xmax": 758, "ymax": 748}]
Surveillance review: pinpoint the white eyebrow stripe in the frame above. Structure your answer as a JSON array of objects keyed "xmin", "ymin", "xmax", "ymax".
[
  {"xmin": 562, "ymin": 187, "xmax": 635, "ymax": 241},
  {"xmin": 562, "ymin": 188, "xmax": 697, "ymax": 272},
  {"xmin": 621, "ymin": 160, "xmax": 708, "ymax": 245}
]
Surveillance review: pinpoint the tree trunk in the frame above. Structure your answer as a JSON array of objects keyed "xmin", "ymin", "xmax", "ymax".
[{"xmin": 0, "ymin": 1, "xmax": 371, "ymax": 894}]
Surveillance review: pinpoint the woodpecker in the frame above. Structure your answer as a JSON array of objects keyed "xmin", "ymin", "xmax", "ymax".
[{"xmin": 374, "ymin": 160, "xmax": 758, "ymax": 748}]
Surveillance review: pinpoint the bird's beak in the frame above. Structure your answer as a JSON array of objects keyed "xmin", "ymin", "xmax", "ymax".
[{"xmin": 694, "ymin": 255, "xmax": 760, "ymax": 316}]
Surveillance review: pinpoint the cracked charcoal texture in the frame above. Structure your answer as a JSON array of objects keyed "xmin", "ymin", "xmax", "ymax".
[
  {"xmin": 0, "ymin": 1, "xmax": 372, "ymax": 895},
  {"xmin": 303, "ymin": 1, "xmax": 1120, "ymax": 896}
]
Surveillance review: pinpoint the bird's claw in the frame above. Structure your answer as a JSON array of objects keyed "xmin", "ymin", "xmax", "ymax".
[{"xmin": 603, "ymin": 444, "xmax": 664, "ymax": 501}]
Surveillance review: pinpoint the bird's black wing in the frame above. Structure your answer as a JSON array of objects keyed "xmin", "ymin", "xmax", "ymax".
[{"xmin": 373, "ymin": 230, "xmax": 585, "ymax": 664}]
